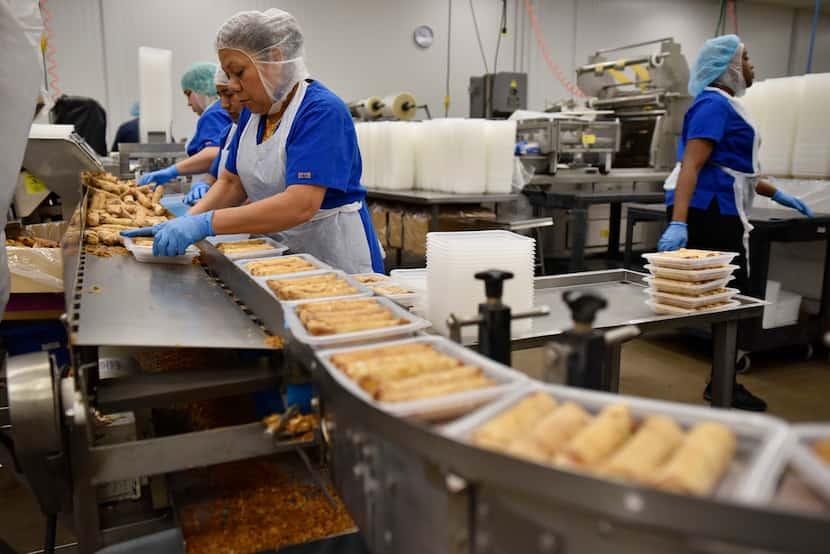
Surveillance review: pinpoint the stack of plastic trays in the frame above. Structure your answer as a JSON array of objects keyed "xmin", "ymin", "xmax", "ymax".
[
  {"xmin": 455, "ymin": 119, "xmax": 487, "ymax": 194},
  {"xmin": 426, "ymin": 231, "xmax": 535, "ymax": 340},
  {"xmin": 761, "ymin": 77, "xmax": 802, "ymax": 176},
  {"xmin": 485, "ymin": 120, "xmax": 517, "ymax": 194},
  {"xmin": 642, "ymin": 250, "xmax": 741, "ymax": 315},
  {"xmin": 386, "ymin": 121, "xmax": 417, "ymax": 190},
  {"xmin": 792, "ymin": 72, "xmax": 830, "ymax": 177}
]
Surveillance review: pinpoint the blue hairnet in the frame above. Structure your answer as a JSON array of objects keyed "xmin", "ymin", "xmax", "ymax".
[
  {"xmin": 129, "ymin": 101, "xmax": 139, "ymax": 117},
  {"xmin": 688, "ymin": 34, "xmax": 741, "ymax": 96},
  {"xmin": 180, "ymin": 62, "xmax": 218, "ymax": 96}
]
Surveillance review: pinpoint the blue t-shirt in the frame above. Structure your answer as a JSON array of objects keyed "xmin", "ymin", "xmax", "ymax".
[
  {"xmin": 666, "ymin": 89, "xmax": 756, "ymax": 215},
  {"xmin": 208, "ymin": 124, "xmax": 233, "ymax": 178},
  {"xmin": 225, "ymin": 81, "xmax": 367, "ymax": 210},
  {"xmin": 187, "ymin": 100, "xmax": 232, "ymax": 157}
]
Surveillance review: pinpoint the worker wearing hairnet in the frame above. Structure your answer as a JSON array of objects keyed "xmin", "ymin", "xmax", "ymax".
[
  {"xmin": 111, "ymin": 101, "xmax": 140, "ymax": 152},
  {"xmin": 658, "ymin": 35, "xmax": 813, "ymax": 411},
  {"xmin": 185, "ymin": 67, "xmax": 243, "ymax": 205},
  {"xmin": 137, "ymin": 62, "xmax": 232, "ymax": 188},
  {"xmin": 124, "ymin": 9, "xmax": 383, "ymax": 274}
]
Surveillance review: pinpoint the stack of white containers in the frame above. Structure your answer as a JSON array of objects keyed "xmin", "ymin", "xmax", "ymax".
[
  {"xmin": 426, "ymin": 231, "xmax": 535, "ymax": 340},
  {"xmin": 641, "ymin": 250, "xmax": 741, "ymax": 315},
  {"xmin": 355, "ymin": 119, "xmax": 516, "ymax": 193},
  {"xmin": 792, "ymin": 73, "xmax": 830, "ymax": 177}
]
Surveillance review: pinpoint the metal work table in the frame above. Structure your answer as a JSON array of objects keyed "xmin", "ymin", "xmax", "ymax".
[
  {"xmin": 366, "ymin": 189, "xmax": 518, "ymax": 232},
  {"xmin": 506, "ymin": 269, "xmax": 765, "ymax": 407},
  {"xmin": 624, "ymin": 203, "xmax": 830, "ymax": 353},
  {"xmin": 71, "ymin": 252, "xmax": 271, "ymax": 349},
  {"xmin": 528, "ymin": 168, "xmax": 671, "ymax": 186}
]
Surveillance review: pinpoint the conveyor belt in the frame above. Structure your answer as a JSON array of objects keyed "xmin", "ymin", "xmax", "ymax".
[{"xmin": 70, "ymin": 252, "xmax": 272, "ymax": 349}]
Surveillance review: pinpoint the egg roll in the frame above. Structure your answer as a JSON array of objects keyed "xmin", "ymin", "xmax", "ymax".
[
  {"xmin": 376, "ymin": 366, "xmax": 492, "ymax": 402},
  {"xmin": 330, "ymin": 343, "xmax": 433, "ymax": 365},
  {"xmin": 654, "ymin": 421, "xmax": 735, "ymax": 496},
  {"xmin": 557, "ymin": 404, "xmax": 632, "ymax": 469},
  {"xmin": 601, "ymin": 415, "xmax": 684, "ymax": 483},
  {"xmin": 472, "ymin": 392, "xmax": 557, "ymax": 451},
  {"xmin": 506, "ymin": 401, "xmax": 591, "ymax": 464}
]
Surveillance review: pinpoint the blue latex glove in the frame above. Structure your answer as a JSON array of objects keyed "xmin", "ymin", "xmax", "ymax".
[
  {"xmin": 772, "ymin": 190, "xmax": 814, "ymax": 217},
  {"xmin": 121, "ymin": 212, "xmax": 215, "ymax": 257},
  {"xmin": 657, "ymin": 221, "xmax": 688, "ymax": 252},
  {"xmin": 184, "ymin": 181, "xmax": 210, "ymax": 205},
  {"xmin": 137, "ymin": 164, "xmax": 179, "ymax": 188}
]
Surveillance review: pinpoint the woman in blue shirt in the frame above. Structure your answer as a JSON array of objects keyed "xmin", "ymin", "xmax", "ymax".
[
  {"xmin": 137, "ymin": 62, "xmax": 232, "ymax": 187},
  {"xmin": 125, "ymin": 9, "xmax": 383, "ymax": 275},
  {"xmin": 659, "ymin": 35, "xmax": 812, "ymax": 411}
]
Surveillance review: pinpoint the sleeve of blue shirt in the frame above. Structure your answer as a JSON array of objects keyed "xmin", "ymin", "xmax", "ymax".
[
  {"xmin": 187, "ymin": 105, "xmax": 232, "ymax": 156},
  {"xmin": 685, "ymin": 96, "xmax": 728, "ymax": 144},
  {"xmin": 208, "ymin": 125, "xmax": 232, "ymax": 178},
  {"xmin": 224, "ymin": 109, "xmax": 251, "ymax": 175},
  {"xmin": 285, "ymin": 102, "xmax": 353, "ymax": 192}
]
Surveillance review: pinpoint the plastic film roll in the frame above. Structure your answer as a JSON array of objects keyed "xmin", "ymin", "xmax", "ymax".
[
  {"xmin": 381, "ymin": 92, "xmax": 417, "ymax": 121},
  {"xmin": 349, "ymin": 96, "xmax": 384, "ymax": 120}
]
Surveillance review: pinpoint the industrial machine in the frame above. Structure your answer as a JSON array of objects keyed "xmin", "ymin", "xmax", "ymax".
[
  {"xmin": 116, "ymin": 142, "xmax": 187, "ymax": 180},
  {"xmin": 516, "ymin": 116, "xmax": 621, "ymax": 175},
  {"xmin": 469, "ymin": 72, "xmax": 528, "ymax": 118},
  {"xmin": 1, "ymin": 186, "xmax": 828, "ymax": 553},
  {"xmin": 576, "ymin": 37, "xmax": 691, "ymax": 170}
]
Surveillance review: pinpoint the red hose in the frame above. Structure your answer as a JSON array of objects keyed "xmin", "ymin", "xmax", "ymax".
[
  {"xmin": 524, "ymin": 0, "xmax": 585, "ymax": 98},
  {"xmin": 39, "ymin": 0, "xmax": 61, "ymax": 101}
]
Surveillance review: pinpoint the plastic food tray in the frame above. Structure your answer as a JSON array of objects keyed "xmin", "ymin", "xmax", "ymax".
[
  {"xmin": 442, "ymin": 383, "xmax": 790, "ymax": 504},
  {"xmin": 255, "ymin": 270, "xmax": 373, "ymax": 306},
  {"xmin": 645, "ymin": 264, "xmax": 739, "ymax": 282},
  {"xmin": 210, "ymin": 236, "xmax": 288, "ymax": 260},
  {"xmin": 352, "ymin": 272, "xmax": 419, "ymax": 306},
  {"xmin": 317, "ymin": 336, "xmax": 527, "ymax": 421},
  {"xmin": 643, "ymin": 275, "xmax": 734, "ymax": 295},
  {"xmin": 389, "ymin": 268, "xmax": 427, "ymax": 292},
  {"xmin": 284, "ymin": 295, "xmax": 431, "ymax": 348},
  {"xmin": 645, "ymin": 287, "xmax": 740, "ymax": 309},
  {"xmin": 123, "ymin": 237, "xmax": 199, "ymax": 265},
  {"xmin": 234, "ymin": 253, "xmax": 331, "ymax": 279},
  {"xmin": 642, "ymin": 251, "xmax": 739, "ymax": 270},
  {"xmin": 789, "ymin": 424, "xmax": 830, "ymax": 503},
  {"xmin": 646, "ymin": 298, "xmax": 740, "ymax": 315}
]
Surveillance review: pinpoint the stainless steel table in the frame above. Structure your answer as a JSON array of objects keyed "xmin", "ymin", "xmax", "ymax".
[{"xmin": 511, "ymin": 270, "xmax": 765, "ymax": 407}]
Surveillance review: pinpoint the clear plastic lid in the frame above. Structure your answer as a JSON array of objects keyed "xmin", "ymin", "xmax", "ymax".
[
  {"xmin": 645, "ymin": 287, "xmax": 739, "ymax": 309},
  {"xmin": 642, "ymin": 250, "xmax": 739, "ymax": 270},
  {"xmin": 643, "ymin": 275, "xmax": 734, "ymax": 295}
]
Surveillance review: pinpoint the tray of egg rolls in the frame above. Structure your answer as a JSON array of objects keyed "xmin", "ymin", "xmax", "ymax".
[
  {"xmin": 284, "ymin": 296, "xmax": 431, "ymax": 347},
  {"xmin": 317, "ymin": 336, "xmax": 527, "ymax": 420},
  {"xmin": 254, "ymin": 270, "xmax": 373, "ymax": 306},
  {"xmin": 209, "ymin": 236, "xmax": 289, "ymax": 260},
  {"xmin": 785, "ymin": 424, "xmax": 830, "ymax": 504},
  {"xmin": 235, "ymin": 253, "xmax": 332, "ymax": 278},
  {"xmin": 442, "ymin": 383, "xmax": 790, "ymax": 504}
]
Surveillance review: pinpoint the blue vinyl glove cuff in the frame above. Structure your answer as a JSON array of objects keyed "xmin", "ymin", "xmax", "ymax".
[
  {"xmin": 772, "ymin": 190, "xmax": 814, "ymax": 217},
  {"xmin": 184, "ymin": 181, "xmax": 211, "ymax": 205},
  {"xmin": 657, "ymin": 221, "xmax": 688, "ymax": 252},
  {"xmin": 137, "ymin": 164, "xmax": 180, "ymax": 187}
]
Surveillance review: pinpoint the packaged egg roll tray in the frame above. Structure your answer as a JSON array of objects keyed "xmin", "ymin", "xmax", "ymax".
[
  {"xmin": 254, "ymin": 270, "xmax": 373, "ymax": 306},
  {"xmin": 442, "ymin": 383, "xmax": 789, "ymax": 504},
  {"xmin": 642, "ymin": 250, "xmax": 739, "ymax": 270},
  {"xmin": 317, "ymin": 336, "xmax": 527, "ymax": 421},
  {"xmin": 234, "ymin": 253, "xmax": 331, "ymax": 278},
  {"xmin": 209, "ymin": 236, "xmax": 288, "ymax": 260},
  {"xmin": 645, "ymin": 264, "xmax": 739, "ymax": 282}
]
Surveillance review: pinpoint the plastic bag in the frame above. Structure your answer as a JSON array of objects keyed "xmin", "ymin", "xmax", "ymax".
[{"xmin": 7, "ymin": 246, "xmax": 63, "ymax": 292}]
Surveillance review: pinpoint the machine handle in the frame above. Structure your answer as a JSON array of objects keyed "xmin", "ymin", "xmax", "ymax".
[
  {"xmin": 563, "ymin": 290, "xmax": 607, "ymax": 326},
  {"xmin": 475, "ymin": 269, "xmax": 514, "ymax": 301}
]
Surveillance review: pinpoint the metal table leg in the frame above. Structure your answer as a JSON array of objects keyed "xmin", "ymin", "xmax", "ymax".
[
  {"xmin": 429, "ymin": 205, "xmax": 441, "ymax": 232},
  {"xmin": 569, "ymin": 208, "xmax": 588, "ymax": 273},
  {"xmin": 623, "ymin": 215, "xmax": 637, "ymax": 269},
  {"xmin": 607, "ymin": 202, "xmax": 622, "ymax": 260},
  {"xmin": 604, "ymin": 343, "xmax": 622, "ymax": 393},
  {"xmin": 711, "ymin": 320, "xmax": 738, "ymax": 408}
]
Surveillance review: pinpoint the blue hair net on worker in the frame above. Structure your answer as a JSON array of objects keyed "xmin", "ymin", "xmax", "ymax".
[
  {"xmin": 180, "ymin": 62, "xmax": 218, "ymax": 96},
  {"xmin": 129, "ymin": 101, "xmax": 139, "ymax": 117},
  {"xmin": 688, "ymin": 34, "xmax": 744, "ymax": 97}
]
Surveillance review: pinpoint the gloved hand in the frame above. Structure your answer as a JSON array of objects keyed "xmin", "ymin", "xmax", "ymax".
[
  {"xmin": 772, "ymin": 190, "xmax": 814, "ymax": 217},
  {"xmin": 185, "ymin": 181, "xmax": 211, "ymax": 205},
  {"xmin": 121, "ymin": 212, "xmax": 215, "ymax": 257},
  {"xmin": 657, "ymin": 221, "xmax": 688, "ymax": 252},
  {"xmin": 137, "ymin": 164, "xmax": 179, "ymax": 188}
]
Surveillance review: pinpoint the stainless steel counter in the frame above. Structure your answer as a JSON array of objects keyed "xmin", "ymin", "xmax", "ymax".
[
  {"xmin": 366, "ymin": 189, "xmax": 517, "ymax": 205},
  {"xmin": 528, "ymin": 168, "xmax": 671, "ymax": 186},
  {"xmin": 71, "ymin": 252, "xmax": 271, "ymax": 349}
]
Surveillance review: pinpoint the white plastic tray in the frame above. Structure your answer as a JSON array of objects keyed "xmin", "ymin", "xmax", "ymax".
[
  {"xmin": 317, "ymin": 336, "xmax": 528, "ymax": 421},
  {"xmin": 642, "ymin": 251, "xmax": 739, "ymax": 270},
  {"xmin": 645, "ymin": 264, "xmax": 739, "ymax": 282},
  {"xmin": 645, "ymin": 287, "xmax": 740, "ymax": 309},
  {"xmin": 210, "ymin": 236, "xmax": 288, "ymax": 260},
  {"xmin": 284, "ymin": 295, "xmax": 431, "ymax": 348},
  {"xmin": 123, "ymin": 237, "xmax": 199, "ymax": 265},
  {"xmin": 643, "ymin": 275, "xmax": 734, "ymax": 295},
  {"xmin": 646, "ymin": 298, "xmax": 740, "ymax": 315},
  {"xmin": 255, "ymin": 270, "xmax": 373, "ymax": 306},
  {"xmin": 206, "ymin": 233, "xmax": 250, "ymax": 244},
  {"xmin": 351, "ymin": 272, "xmax": 391, "ymax": 284},
  {"xmin": 352, "ymin": 272, "xmax": 419, "ymax": 306},
  {"xmin": 235, "ymin": 253, "xmax": 331, "ymax": 278},
  {"xmin": 442, "ymin": 382, "xmax": 790, "ymax": 504},
  {"xmin": 789, "ymin": 424, "xmax": 830, "ymax": 503},
  {"xmin": 389, "ymin": 268, "xmax": 427, "ymax": 292}
]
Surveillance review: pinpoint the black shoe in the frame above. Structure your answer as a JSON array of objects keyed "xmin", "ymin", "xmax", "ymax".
[{"xmin": 702, "ymin": 382, "xmax": 767, "ymax": 412}]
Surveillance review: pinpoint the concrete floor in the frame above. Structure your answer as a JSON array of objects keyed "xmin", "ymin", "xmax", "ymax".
[{"xmin": 2, "ymin": 333, "xmax": 829, "ymax": 552}]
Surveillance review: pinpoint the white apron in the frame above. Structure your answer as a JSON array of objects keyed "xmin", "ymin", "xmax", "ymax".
[
  {"xmin": 234, "ymin": 80, "xmax": 374, "ymax": 274},
  {"xmin": 217, "ymin": 122, "xmax": 236, "ymax": 176},
  {"xmin": 663, "ymin": 87, "xmax": 760, "ymax": 275}
]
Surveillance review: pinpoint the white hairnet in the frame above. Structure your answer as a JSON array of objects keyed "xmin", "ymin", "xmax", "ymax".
[
  {"xmin": 714, "ymin": 43, "xmax": 747, "ymax": 98},
  {"xmin": 214, "ymin": 65, "xmax": 229, "ymax": 87},
  {"xmin": 215, "ymin": 9, "xmax": 309, "ymax": 113}
]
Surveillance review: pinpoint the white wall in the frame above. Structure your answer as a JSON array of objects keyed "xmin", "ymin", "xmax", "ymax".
[{"xmin": 42, "ymin": 0, "xmax": 829, "ymax": 149}]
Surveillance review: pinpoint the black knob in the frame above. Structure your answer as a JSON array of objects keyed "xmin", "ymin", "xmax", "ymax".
[
  {"xmin": 475, "ymin": 269, "xmax": 514, "ymax": 301},
  {"xmin": 563, "ymin": 290, "xmax": 607, "ymax": 326}
]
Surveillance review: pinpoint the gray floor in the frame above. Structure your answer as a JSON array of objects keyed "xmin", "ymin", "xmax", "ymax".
[{"xmin": 2, "ymin": 334, "xmax": 829, "ymax": 552}]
